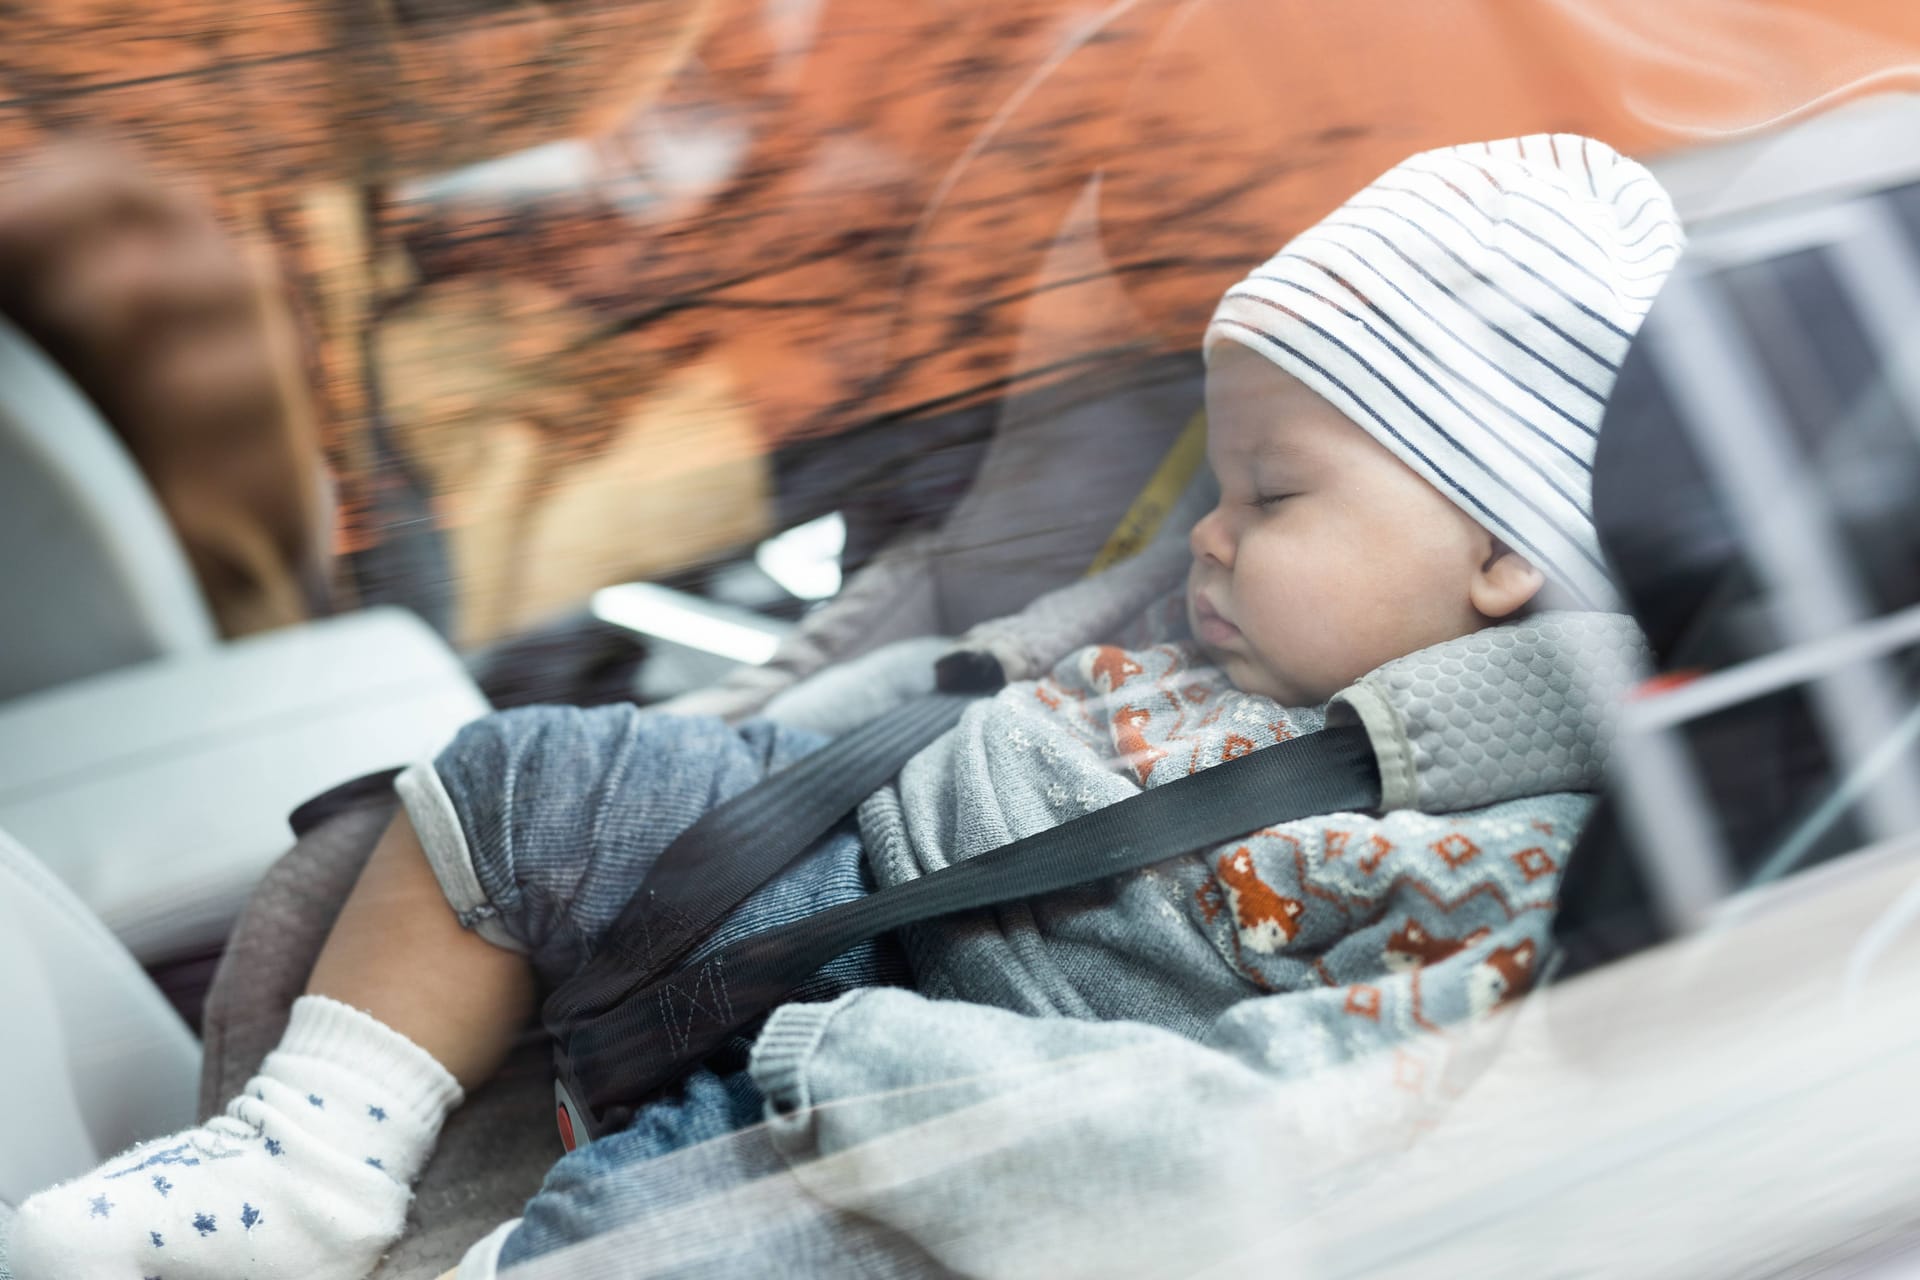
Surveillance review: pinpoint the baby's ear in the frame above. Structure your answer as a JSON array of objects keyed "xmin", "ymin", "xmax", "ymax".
[{"xmin": 1469, "ymin": 539, "xmax": 1545, "ymax": 619}]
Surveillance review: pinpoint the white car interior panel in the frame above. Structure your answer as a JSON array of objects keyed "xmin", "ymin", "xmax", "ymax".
[
  {"xmin": 0, "ymin": 608, "xmax": 488, "ymax": 965},
  {"xmin": 0, "ymin": 826, "xmax": 199, "ymax": 1211},
  {"xmin": 0, "ymin": 313, "xmax": 218, "ymax": 702}
]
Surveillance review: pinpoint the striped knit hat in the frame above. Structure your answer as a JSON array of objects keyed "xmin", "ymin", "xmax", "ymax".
[{"xmin": 1204, "ymin": 133, "xmax": 1684, "ymax": 609}]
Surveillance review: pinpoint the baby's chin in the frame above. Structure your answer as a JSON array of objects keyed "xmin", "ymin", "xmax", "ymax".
[
  {"xmin": 1184, "ymin": 610, "xmax": 1328, "ymax": 705},
  {"xmin": 1204, "ymin": 647, "xmax": 1301, "ymax": 705},
  {"xmin": 1202, "ymin": 642, "xmax": 1347, "ymax": 706}
]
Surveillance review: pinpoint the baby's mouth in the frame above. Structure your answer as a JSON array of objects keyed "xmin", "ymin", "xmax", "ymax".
[{"xmin": 1190, "ymin": 594, "xmax": 1240, "ymax": 648}]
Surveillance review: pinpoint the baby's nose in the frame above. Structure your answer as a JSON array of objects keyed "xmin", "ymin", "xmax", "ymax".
[{"xmin": 1189, "ymin": 506, "xmax": 1233, "ymax": 567}]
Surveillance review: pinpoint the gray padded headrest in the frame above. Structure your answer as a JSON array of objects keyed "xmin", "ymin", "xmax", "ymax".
[{"xmin": 1329, "ymin": 612, "xmax": 1652, "ymax": 813}]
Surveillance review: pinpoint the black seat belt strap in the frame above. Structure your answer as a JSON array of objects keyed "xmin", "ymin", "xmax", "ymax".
[
  {"xmin": 555, "ymin": 722, "xmax": 1379, "ymax": 1136},
  {"xmin": 543, "ymin": 690, "xmax": 978, "ymax": 1030}
]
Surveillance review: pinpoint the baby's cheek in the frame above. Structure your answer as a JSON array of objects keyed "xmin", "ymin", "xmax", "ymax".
[
  {"xmin": 1281, "ymin": 594, "xmax": 1382, "ymax": 696},
  {"xmin": 1232, "ymin": 546, "xmax": 1299, "ymax": 615}
]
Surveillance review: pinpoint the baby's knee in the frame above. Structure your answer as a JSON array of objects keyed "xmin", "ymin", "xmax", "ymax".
[
  {"xmin": 412, "ymin": 706, "xmax": 775, "ymax": 976},
  {"xmin": 416, "ymin": 705, "xmax": 641, "ymax": 945}
]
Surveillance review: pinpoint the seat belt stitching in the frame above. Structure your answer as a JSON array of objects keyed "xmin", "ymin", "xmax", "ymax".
[{"xmin": 654, "ymin": 963, "xmax": 733, "ymax": 1054}]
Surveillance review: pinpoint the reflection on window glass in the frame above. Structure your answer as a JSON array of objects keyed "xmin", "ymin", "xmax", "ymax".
[
  {"xmin": 391, "ymin": 0, "xmax": 551, "ymax": 24},
  {"xmin": 1718, "ymin": 245, "xmax": 1920, "ymax": 617}
]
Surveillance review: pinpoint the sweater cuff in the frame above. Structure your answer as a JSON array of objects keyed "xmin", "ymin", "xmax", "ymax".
[
  {"xmin": 271, "ymin": 994, "xmax": 465, "ymax": 1128},
  {"xmin": 748, "ymin": 992, "xmax": 867, "ymax": 1119}
]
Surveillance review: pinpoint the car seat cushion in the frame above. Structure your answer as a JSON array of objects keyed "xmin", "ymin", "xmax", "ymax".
[{"xmin": 1331, "ymin": 612, "xmax": 1651, "ymax": 813}]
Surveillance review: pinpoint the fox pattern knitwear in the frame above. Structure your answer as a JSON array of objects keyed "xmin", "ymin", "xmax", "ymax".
[
  {"xmin": 881, "ymin": 630, "xmax": 1590, "ymax": 1050},
  {"xmin": 7, "ymin": 997, "xmax": 462, "ymax": 1280}
]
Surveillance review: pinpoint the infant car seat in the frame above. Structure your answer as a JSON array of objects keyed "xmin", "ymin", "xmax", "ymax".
[
  {"xmin": 187, "ymin": 107, "xmax": 1920, "ymax": 1280},
  {"xmin": 1556, "ymin": 177, "xmax": 1920, "ymax": 968}
]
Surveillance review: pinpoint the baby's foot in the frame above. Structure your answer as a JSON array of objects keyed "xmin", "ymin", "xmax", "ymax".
[{"xmin": 8, "ymin": 996, "xmax": 462, "ymax": 1280}]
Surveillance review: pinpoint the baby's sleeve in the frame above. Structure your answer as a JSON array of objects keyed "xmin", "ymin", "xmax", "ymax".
[{"xmin": 1190, "ymin": 793, "xmax": 1593, "ymax": 991}]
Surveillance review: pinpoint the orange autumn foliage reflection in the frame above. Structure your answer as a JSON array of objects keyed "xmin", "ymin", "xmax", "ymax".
[{"xmin": 4, "ymin": 0, "xmax": 1918, "ymax": 637}]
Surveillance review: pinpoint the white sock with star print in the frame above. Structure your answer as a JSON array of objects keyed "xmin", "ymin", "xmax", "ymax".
[{"xmin": 8, "ymin": 995, "xmax": 463, "ymax": 1280}]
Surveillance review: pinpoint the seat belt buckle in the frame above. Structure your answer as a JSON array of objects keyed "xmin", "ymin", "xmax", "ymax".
[{"xmin": 552, "ymin": 1045, "xmax": 633, "ymax": 1152}]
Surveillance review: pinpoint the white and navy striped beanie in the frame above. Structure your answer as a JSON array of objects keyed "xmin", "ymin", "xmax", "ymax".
[{"xmin": 1204, "ymin": 133, "xmax": 1684, "ymax": 609}]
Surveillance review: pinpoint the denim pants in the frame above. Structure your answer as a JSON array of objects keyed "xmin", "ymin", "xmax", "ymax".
[{"xmin": 427, "ymin": 705, "xmax": 909, "ymax": 1268}]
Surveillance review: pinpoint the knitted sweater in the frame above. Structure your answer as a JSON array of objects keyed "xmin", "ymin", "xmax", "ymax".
[{"xmin": 855, "ymin": 631, "xmax": 1584, "ymax": 1036}]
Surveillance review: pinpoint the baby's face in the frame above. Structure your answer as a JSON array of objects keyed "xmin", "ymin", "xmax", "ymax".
[{"xmin": 1187, "ymin": 347, "xmax": 1518, "ymax": 705}]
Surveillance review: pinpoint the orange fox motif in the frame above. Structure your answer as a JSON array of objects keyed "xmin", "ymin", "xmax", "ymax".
[
  {"xmin": 1216, "ymin": 846, "xmax": 1306, "ymax": 953},
  {"xmin": 1382, "ymin": 919, "xmax": 1489, "ymax": 972},
  {"xmin": 1089, "ymin": 646, "xmax": 1145, "ymax": 692},
  {"xmin": 1467, "ymin": 939, "xmax": 1538, "ymax": 1017},
  {"xmin": 1114, "ymin": 704, "xmax": 1166, "ymax": 783}
]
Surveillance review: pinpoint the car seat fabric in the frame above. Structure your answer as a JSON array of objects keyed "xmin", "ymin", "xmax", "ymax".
[
  {"xmin": 1330, "ymin": 614, "xmax": 1652, "ymax": 813},
  {"xmin": 754, "ymin": 635, "xmax": 955, "ymax": 739},
  {"xmin": 652, "ymin": 527, "xmax": 949, "ymax": 724}
]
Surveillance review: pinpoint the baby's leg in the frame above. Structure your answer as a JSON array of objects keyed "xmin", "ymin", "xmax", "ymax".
[
  {"xmin": 5, "ymin": 813, "xmax": 507, "ymax": 1280},
  {"xmin": 9, "ymin": 704, "xmax": 836, "ymax": 1280},
  {"xmin": 306, "ymin": 810, "xmax": 534, "ymax": 1090},
  {"xmin": 464, "ymin": 808, "xmax": 911, "ymax": 1274}
]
